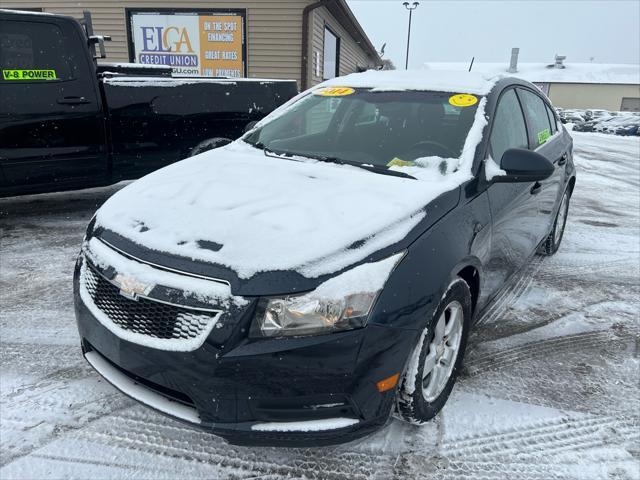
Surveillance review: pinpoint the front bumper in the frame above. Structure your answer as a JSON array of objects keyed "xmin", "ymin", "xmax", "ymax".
[{"xmin": 74, "ymin": 257, "xmax": 416, "ymax": 447}]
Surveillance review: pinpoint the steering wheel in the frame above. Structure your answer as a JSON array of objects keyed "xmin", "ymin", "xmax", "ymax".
[{"xmin": 406, "ymin": 140, "xmax": 458, "ymax": 159}]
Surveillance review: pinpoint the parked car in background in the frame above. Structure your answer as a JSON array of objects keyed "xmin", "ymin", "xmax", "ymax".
[
  {"xmin": 0, "ymin": 9, "xmax": 298, "ymax": 197},
  {"xmin": 74, "ymin": 70, "xmax": 575, "ymax": 446},
  {"xmin": 558, "ymin": 107, "xmax": 640, "ymax": 136}
]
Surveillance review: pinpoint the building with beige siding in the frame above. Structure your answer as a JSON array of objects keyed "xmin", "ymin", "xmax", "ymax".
[{"xmin": 3, "ymin": 0, "xmax": 381, "ymax": 89}]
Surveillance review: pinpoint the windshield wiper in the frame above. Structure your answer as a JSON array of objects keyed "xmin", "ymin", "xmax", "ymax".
[
  {"xmin": 261, "ymin": 147, "xmax": 416, "ymax": 180},
  {"xmin": 247, "ymin": 140, "xmax": 416, "ymax": 180}
]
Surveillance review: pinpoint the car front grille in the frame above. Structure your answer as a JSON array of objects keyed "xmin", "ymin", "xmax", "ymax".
[{"xmin": 81, "ymin": 261, "xmax": 222, "ymax": 350}]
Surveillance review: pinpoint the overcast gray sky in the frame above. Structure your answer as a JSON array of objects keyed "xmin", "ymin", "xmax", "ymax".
[{"xmin": 346, "ymin": 0, "xmax": 640, "ymax": 68}]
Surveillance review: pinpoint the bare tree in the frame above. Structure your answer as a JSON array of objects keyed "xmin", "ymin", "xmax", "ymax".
[{"xmin": 380, "ymin": 58, "xmax": 396, "ymax": 70}]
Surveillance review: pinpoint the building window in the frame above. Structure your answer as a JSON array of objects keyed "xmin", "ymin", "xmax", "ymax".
[
  {"xmin": 323, "ymin": 27, "xmax": 339, "ymax": 80},
  {"xmin": 621, "ymin": 97, "xmax": 640, "ymax": 112}
]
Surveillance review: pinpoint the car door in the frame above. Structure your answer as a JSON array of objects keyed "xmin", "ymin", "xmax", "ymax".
[
  {"xmin": 0, "ymin": 13, "xmax": 107, "ymax": 192},
  {"xmin": 516, "ymin": 87, "xmax": 566, "ymax": 239},
  {"xmin": 483, "ymin": 88, "xmax": 540, "ymax": 299}
]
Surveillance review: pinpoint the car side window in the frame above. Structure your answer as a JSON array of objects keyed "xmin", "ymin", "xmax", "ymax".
[
  {"xmin": 489, "ymin": 89, "xmax": 529, "ymax": 162},
  {"xmin": 518, "ymin": 89, "xmax": 553, "ymax": 148},
  {"xmin": 0, "ymin": 20, "xmax": 75, "ymax": 82},
  {"xmin": 545, "ymin": 104, "xmax": 558, "ymax": 134}
]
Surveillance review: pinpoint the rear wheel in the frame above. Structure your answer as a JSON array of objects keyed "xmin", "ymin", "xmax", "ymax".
[
  {"xmin": 397, "ymin": 279, "xmax": 472, "ymax": 424},
  {"xmin": 540, "ymin": 189, "xmax": 570, "ymax": 256}
]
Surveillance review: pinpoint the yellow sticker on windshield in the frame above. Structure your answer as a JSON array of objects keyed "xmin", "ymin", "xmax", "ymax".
[
  {"xmin": 314, "ymin": 87, "xmax": 355, "ymax": 97},
  {"xmin": 449, "ymin": 93, "xmax": 478, "ymax": 107},
  {"xmin": 2, "ymin": 69, "xmax": 57, "ymax": 81},
  {"xmin": 387, "ymin": 157, "xmax": 415, "ymax": 167}
]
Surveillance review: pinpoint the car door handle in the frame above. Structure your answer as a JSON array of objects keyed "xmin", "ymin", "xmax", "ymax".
[
  {"xmin": 57, "ymin": 96, "xmax": 90, "ymax": 105},
  {"xmin": 530, "ymin": 182, "xmax": 542, "ymax": 195},
  {"xmin": 557, "ymin": 153, "xmax": 568, "ymax": 166}
]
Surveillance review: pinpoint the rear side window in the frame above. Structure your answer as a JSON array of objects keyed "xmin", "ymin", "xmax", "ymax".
[
  {"xmin": 545, "ymin": 104, "xmax": 558, "ymax": 134},
  {"xmin": 0, "ymin": 20, "xmax": 75, "ymax": 82},
  {"xmin": 518, "ymin": 89, "xmax": 553, "ymax": 147},
  {"xmin": 489, "ymin": 89, "xmax": 529, "ymax": 162}
]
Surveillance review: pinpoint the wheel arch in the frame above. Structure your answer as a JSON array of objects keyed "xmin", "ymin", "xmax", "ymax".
[
  {"xmin": 567, "ymin": 175, "xmax": 576, "ymax": 196},
  {"xmin": 456, "ymin": 264, "xmax": 480, "ymax": 316}
]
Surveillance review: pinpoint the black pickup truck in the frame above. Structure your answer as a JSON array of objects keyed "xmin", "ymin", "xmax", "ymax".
[{"xmin": 0, "ymin": 9, "xmax": 298, "ymax": 197}]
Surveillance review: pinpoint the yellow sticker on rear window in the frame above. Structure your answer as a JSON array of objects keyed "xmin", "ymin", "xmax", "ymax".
[
  {"xmin": 314, "ymin": 87, "xmax": 355, "ymax": 97},
  {"xmin": 449, "ymin": 93, "xmax": 478, "ymax": 107},
  {"xmin": 2, "ymin": 69, "xmax": 57, "ymax": 81}
]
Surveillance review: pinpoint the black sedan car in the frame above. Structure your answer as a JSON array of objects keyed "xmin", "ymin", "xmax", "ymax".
[{"xmin": 74, "ymin": 70, "xmax": 575, "ymax": 446}]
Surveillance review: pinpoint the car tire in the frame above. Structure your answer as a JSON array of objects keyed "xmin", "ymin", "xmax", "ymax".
[
  {"xmin": 397, "ymin": 278, "xmax": 472, "ymax": 425},
  {"xmin": 539, "ymin": 188, "xmax": 570, "ymax": 256}
]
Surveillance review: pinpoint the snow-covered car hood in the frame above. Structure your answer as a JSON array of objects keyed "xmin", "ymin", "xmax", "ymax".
[{"xmin": 93, "ymin": 141, "xmax": 470, "ymax": 285}]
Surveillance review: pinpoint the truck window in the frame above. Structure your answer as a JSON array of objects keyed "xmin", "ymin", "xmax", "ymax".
[{"xmin": 0, "ymin": 20, "xmax": 75, "ymax": 82}]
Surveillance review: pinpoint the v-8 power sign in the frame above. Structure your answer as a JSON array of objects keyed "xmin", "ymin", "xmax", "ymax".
[{"xmin": 128, "ymin": 10, "xmax": 246, "ymax": 77}]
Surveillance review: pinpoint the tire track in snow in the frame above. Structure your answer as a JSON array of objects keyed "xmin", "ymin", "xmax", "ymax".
[
  {"xmin": 465, "ymin": 330, "xmax": 618, "ymax": 376},
  {"xmin": 0, "ymin": 370, "xmax": 132, "ymax": 466},
  {"xmin": 537, "ymin": 258, "xmax": 638, "ymax": 282},
  {"xmin": 0, "ymin": 342, "xmax": 83, "ymax": 376},
  {"xmin": 443, "ymin": 414, "xmax": 636, "ymax": 460},
  {"xmin": 73, "ymin": 410, "xmax": 396, "ymax": 480},
  {"xmin": 473, "ymin": 257, "xmax": 542, "ymax": 331}
]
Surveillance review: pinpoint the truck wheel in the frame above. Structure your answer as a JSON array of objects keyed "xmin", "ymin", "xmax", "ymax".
[
  {"xmin": 539, "ymin": 189, "xmax": 570, "ymax": 256},
  {"xmin": 397, "ymin": 278, "xmax": 472, "ymax": 424},
  {"xmin": 189, "ymin": 137, "xmax": 232, "ymax": 157}
]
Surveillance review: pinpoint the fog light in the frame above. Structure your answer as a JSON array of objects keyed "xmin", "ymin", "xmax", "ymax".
[{"xmin": 376, "ymin": 373, "xmax": 400, "ymax": 393}]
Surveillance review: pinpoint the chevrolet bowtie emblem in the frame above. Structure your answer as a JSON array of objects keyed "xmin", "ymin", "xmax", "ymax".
[{"xmin": 114, "ymin": 273, "xmax": 153, "ymax": 300}]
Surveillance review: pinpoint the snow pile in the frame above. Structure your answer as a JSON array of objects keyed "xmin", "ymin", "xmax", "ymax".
[{"xmin": 558, "ymin": 108, "xmax": 639, "ymax": 136}]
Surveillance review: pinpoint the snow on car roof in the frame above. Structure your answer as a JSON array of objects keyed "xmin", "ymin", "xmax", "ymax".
[
  {"xmin": 424, "ymin": 62, "xmax": 640, "ymax": 85},
  {"xmin": 320, "ymin": 69, "xmax": 500, "ymax": 95}
]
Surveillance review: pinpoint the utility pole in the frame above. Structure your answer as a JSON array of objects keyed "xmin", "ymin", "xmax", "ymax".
[{"xmin": 403, "ymin": 2, "xmax": 419, "ymax": 69}]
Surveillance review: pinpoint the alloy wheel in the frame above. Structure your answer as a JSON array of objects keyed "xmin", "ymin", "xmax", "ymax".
[{"xmin": 422, "ymin": 300, "xmax": 464, "ymax": 402}]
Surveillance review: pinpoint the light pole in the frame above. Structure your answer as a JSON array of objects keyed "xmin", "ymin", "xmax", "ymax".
[{"xmin": 403, "ymin": 2, "xmax": 419, "ymax": 69}]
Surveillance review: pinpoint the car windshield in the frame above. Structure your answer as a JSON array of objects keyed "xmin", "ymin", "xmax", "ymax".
[{"xmin": 244, "ymin": 88, "xmax": 481, "ymax": 172}]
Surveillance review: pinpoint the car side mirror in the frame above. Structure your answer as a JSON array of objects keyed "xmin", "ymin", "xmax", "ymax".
[
  {"xmin": 493, "ymin": 148, "xmax": 554, "ymax": 183},
  {"xmin": 244, "ymin": 120, "xmax": 258, "ymax": 133}
]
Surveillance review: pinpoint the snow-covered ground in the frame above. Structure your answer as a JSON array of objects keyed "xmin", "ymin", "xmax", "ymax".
[{"xmin": 1, "ymin": 132, "xmax": 638, "ymax": 479}]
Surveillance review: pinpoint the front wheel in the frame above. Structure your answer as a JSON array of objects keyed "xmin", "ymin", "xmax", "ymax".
[
  {"xmin": 397, "ymin": 279, "xmax": 472, "ymax": 424},
  {"xmin": 540, "ymin": 188, "xmax": 570, "ymax": 256}
]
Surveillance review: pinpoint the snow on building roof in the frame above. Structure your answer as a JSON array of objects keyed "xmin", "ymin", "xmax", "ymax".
[
  {"xmin": 321, "ymin": 69, "xmax": 500, "ymax": 95},
  {"xmin": 424, "ymin": 62, "xmax": 640, "ymax": 85}
]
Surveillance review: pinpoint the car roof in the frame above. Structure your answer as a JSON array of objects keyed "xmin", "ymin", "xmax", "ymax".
[{"xmin": 320, "ymin": 69, "xmax": 502, "ymax": 96}]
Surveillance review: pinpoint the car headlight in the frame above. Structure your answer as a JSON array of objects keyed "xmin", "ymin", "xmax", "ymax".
[{"xmin": 250, "ymin": 252, "xmax": 404, "ymax": 338}]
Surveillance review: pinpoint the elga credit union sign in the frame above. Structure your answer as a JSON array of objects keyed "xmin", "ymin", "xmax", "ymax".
[{"xmin": 127, "ymin": 10, "xmax": 246, "ymax": 77}]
